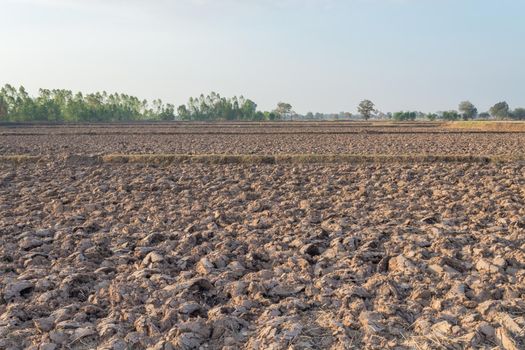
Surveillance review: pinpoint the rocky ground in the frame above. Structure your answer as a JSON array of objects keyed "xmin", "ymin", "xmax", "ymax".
[
  {"xmin": 1, "ymin": 161, "xmax": 524, "ymax": 349},
  {"xmin": 2, "ymin": 132, "xmax": 525, "ymax": 157}
]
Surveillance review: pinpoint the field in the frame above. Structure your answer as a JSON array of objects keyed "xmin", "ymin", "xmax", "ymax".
[
  {"xmin": 1, "ymin": 122, "xmax": 525, "ymax": 350},
  {"xmin": 2, "ymin": 122, "xmax": 525, "ymax": 157}
]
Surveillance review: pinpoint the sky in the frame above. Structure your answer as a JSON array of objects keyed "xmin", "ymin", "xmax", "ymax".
[{"xmin": 0, "ymin": 0, "xmax": 524, "ymax": 114}]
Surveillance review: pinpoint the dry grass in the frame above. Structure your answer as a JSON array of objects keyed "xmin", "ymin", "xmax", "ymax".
[
  {"xmin": 101, "ymin": 153, "xmax": 525, "ymax": 165},
  {"xmin": 2, "ymin": 153, "xmax": 524, "ymax": 165},
  {"xmin": 0, "ymin": 155, "xmax": 42, "ymax": 164},
  {"xmin": 102, "ymin": 154, "xmax": 276, "ymax": 164},
  {"xmin": 446, "ymin": 121, "xmax": 525, "ymax": 132}
]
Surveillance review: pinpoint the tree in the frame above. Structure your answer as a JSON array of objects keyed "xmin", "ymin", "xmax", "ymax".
[
  {"xmin": 392, "ymin": 112, "xmax": 403, "ymax": 121},
  {"xmin": 458, "ymin": 101, "xmax": 477, "ymax": 120},
  {"xmin": 393, "ymin": 111, "xmax": 416, "ymax": 121},
  {"xmin": 240, "ymin": 99, "xmax": 257, "ymax": 120},
  {"xmin": 177, "ymin": 105, "xmax": 190, "ymax": 120},
  {"xmin": 512, "ymin": 108, "xmax": 525, "ymax": 120},
  {"xmin": 441, "ymin": 110, "xmax": 461, "ymax": 121},
  {"xmin": 478, "ymin": 112, "xmax": 491, "ymax": 119},
  {"xmin": 176, "ymin": 93, "xmax": 265, "ymax": 121},
  {"xmin": 264, "ymin": 111, "xmax": 279, "ymax": 121},
  {"xmin": 158, "ymin": 103, "xmax": 175, "ymax": 121},
  {"xmin": 489, "ymin": 101, "xmax": 510, "ymax": 120},
  {"xmin": 0, "ymin": 83, "xmax": 182, "ymax": 122},
  {"xmin": 254, "ymin": 111, "xmax": 265, "ymax": 121},
  {"xmin": 0, "ymin": 96, "xmax": 7, "ymax": 120},
  {"xmin": 274, "ymin": 102, "xmax": 293, "ymax": 120},
  {"xmin": 426, "ymin": 113, "xmax": 438, "ymax": 121},
  {"xmin": 375, "ymin": 111, "xmax": 388, "ymax": 120},
  {"xmin": 358, "ymin": 100, "xmax": 375, "ymax": 120}
]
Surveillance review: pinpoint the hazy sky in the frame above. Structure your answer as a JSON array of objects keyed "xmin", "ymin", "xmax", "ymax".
[{"xmin": 1, "ymin": 0, "xmax": 524, "ymax": 114}]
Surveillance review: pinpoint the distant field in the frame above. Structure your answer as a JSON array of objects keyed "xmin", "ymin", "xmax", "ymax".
[
  {"xmin": 2, "ymin": 121, "xmax": 525, "ymax": 158},
  {"xmin": 3, "ymin": 120, "xmax": 525, "ymax": 133}
]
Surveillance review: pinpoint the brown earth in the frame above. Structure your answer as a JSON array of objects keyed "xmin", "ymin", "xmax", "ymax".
[
  {"xmin": 3, "ymin": 132, "xmax": 525, "ymax": 157},
  {"xmin": 1, "ymin": 161, "xmax": 524, "ymax": 349},
  {"xmin": 1, "ymin": 123, "xmax": 524, "ymax": 349},
  {"xmin": 1, "ymin": 122, "xmax": 525, "ymax": 157}
]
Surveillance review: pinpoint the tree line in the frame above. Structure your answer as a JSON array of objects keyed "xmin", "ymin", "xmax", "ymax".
[
  {"xmin": 176, "ymin": 93, "xmax": 294, "ymax": 121},
  {"xmin": 0, "ymin": 85, "xmax": 293, "ymax": 122},
  {"xmin": 0, "ymin": 84, "xmax": 176, "ymax": 122},
  {"xmin": 357, "ymin": 100, "xmax": 525, "ymax": 121},
  {"xmin": 1, "ymin": 84, "xmax": 524, "ymax": 122}
]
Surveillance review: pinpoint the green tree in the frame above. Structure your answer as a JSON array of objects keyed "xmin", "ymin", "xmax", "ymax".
[
  {"xmin": 0, "ymin": 83, "xmax": 181, "ymax": 122},
  {"xmin": 264, "ymin": 111, "xmax": 279, "ymax": 121},
  {"xmin": 393, "ymin": 111, "xmax": 417, "ymax": 121},
  {"xmin": 489, "ymin": 101, "xmax": 510, "ymax": 120},
  {"xmin": 441, "ymin": 111, "xmax": 461, "ymax": 121},
  {"xmin": 241, "ymin": 99, "xmax": 257, "ymax": 120},
  {"xmin": 177, "ymin": 93, "xmax": 264, "ymax": 121},
  {"xmin": 158, "ymin": 103, "xmax": 175, "ymax": 121},
  {"xmin": 254, "ymin": 111, "xmax": 265, "ymax": 121},
  {"xmin": 512, "ymin": 108, "xmax": 525, "ymax": 120},
  {"xmin": 0, "ymin": 96, "xmax": 7, "ymax": 120},
  {"xmin": 177, "ymin": 105, "xmax": 190, "ymax": 120},
  {"xmin": 274, "ymin": 102, "xmax": 293, "ymax": 120},
  {"xmin": 458, "ymin": 101, "xmax": 477, "ymax": 120},
  {"xmin": 426, "ymin": 113, "xmax": 438, "ymax": 121},
  {"xmin": 358, "ymin": 100, "xmax": 375, "ymax": 120}
]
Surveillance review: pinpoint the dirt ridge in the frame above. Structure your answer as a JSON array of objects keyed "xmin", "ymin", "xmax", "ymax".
[{"xmin": 2, "ymin": 153, "xmax": 525, "ymax": 165}]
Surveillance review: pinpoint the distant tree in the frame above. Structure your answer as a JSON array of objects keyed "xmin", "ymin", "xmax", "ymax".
[
  {"xmin": 177, "ymin": 105, "xmax": 190, "ymax": 120},
  {"xmin": 358, "ymin": 100, "xmax": 375, "ymax": 120},
  {"xmin": 458, "ymin": 101, "xmax": 478, "ymax": 120},
  {"xmin": 393, "ymin": 111, "xmax": 417, "ymax": 121},
  {"xmin": 0, "ymin": 83, "xmax": 178, "ymax": 122},
  {"xmin": 240, "ymin": 98, "xmax": 257, "ymax": 120},
  {"xmin": 305, "ymin": 112, "xmax": 314, "ymax": 120},
  {"xmin": 489, "ymin": 101, "xmax": 510, "ymax": 120},
  {"xmin": 0, "ymin": 96, "xmax": 7, "ymax": 120},
  {"xmin": 34, "ymin": 88, "xmax": 61, "ymax": 121},
  {"xmin": 254, "ymin": 111, "xmax": 265, "ymax": 121},
  {"xmin": 158, "ymin": 103, "xmax": 175, "ymax": 121},
  {"xmin": 0, "ymin": 84, "xmax": 18, "ymax": 119},
  {"xmin": 392, "ymin": 112, "xmax": 400, "ymax": 121},
  {"xmin": 478, "ymin": 112, "xmax": 491, "ymax": 120},
  {"xmin": 512, "ymin": 108, "xmax": 525, "ymax": 120},
  {"xmin": 344, "ymin": 112, "xmax": 353, "ymax": 119},
  {"xmin": 176, "ymin": 93, "xmax": 263, "ymax": 121},
  {"xmin": 392, "ymin": 112, "xmax": 403, "ymax": 121},
  {"xmin": 376, "ymin": 111, "xmax": 388, "ymax": 119},
  {"xmin": 426, "ymin": 113, "xmax": 438, "ymax": 121},
  {"xmin": 274, "ymin": 102, "xmax": 293, "ymax": 120},
  {"xmin": 264, "ymin": 111, "xmax": 279, "ymax": 121},
  {"xmin": 441, "ymin": 110, "xmax": 461, "ymax": 121}
]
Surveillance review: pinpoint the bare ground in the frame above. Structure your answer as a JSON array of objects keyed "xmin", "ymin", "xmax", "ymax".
[
  {"xmin": 1, "ymin": 161, "xmax": 525, "ymax": 349},
  {"xmin": 2, "ymin": 133, "xmax": 525, "ymax": 157}
]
